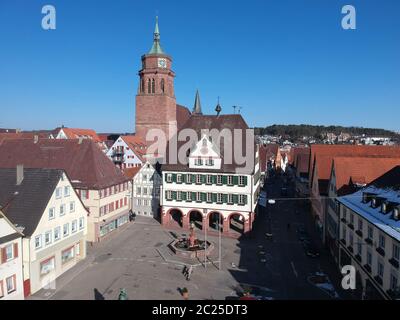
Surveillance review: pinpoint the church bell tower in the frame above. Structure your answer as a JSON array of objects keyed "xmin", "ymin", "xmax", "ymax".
[{"xmin": 135, "ymin": 17, "xmax": 177, "ymax": 143}]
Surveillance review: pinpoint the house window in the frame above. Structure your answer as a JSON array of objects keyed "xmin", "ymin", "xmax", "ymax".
[
  {"xmin": 187, "ymin": 191, "xmax": 192, "ymax": 201},
  {"xmin": 177, "ymin": 192, "xmax": 182, "ymax": 201},
  {"xmin": 63, "ymin": 223, "xmax": 69, "ymax": 237},
  {"xmin": 239, "ymin": 176, "xmax": 245, "ymax": 186},
  {"xmin": 377, "ymin": 260, "xmax": 384, "ymax": 278},
  {"xmin": 349, "ymin": 234, "xmax": 354, "ymax": 247},
  {"xmin": 196, "ymin": 175, "xmax": 202, "ymax": 184},
  {"xmin": 367, "ymin": 250, "xmax": 372, "ymax": 267},
  {"xmin": 227, "ymin": 194, "xmax": 233, "ymax": 204},
  {"xmin": 390, "ymin": 274, "xmax": 398, "ymax": 291},
  {"xmin": 62, "ymin": 247, "xmax": 75, "ymax": 264},
  {"xmin": 393, "ymin": 243, "xmax": 400, "ymax": 262},
  {"xmin": 166, "ymin": 174, "xmax": 172, "ymax": 183},
  {"xmin": 45, "ymin": 231, "xmax": 52, "ymax": 246},
  {"xmin": 166, "ymin": 190, "xmax": 172, "ymax": 200},
  {"xmin": 206, "ymin": 159, "xmax": 214, "ymax": 166},
  {"xmin": 142, "ymin": 174, "xmax": 147, "ymax": 181},
  {"xmin": 5, "ymin": 244, "xmax": 13, "ymax": 261},
  {"xmin": 143, "ymin": 199, "xmax": 148, "ymax": 206},
  {"xmin": 217, "ymin": 175, "xmax": 223, "ymax": 185},
  {"xmin": 55, "ymin": 187, "xmax": 61, "ymax": 199},
  {"xmin": 80, "ymin": 190, "xmax": 88, "ymax": 199},
  {"xmin": 206, "ymin": 193, "xmax": 212, "ymax": 203},
  {"xmin": 357, "ymin": 242, "xmax": 362, "ymax": 256},
  {"xmin": 379, "ymin": 234, "xmax": 385, "ymax": 249},
  {"xmin": 64, "ymin": 186, "xmax": 70, "ymax": 197},
  {"xmin": 350, "ymin": 214, "xmax": 354, "ymax": 225},
  {"xmin": 342, "ymin": 208, "xmax": 347, "ymax": 221},
  {"xmin": 196, "ymin": 192, "xmax": 201, "ymax": 202},
  {"xmin": 137, "ymin": 187, "xmax": 141, "ymax": 195},
  {"xmin": 342, "ymin": 226, "xmax": 346, "ymax": 241},
  {"xmin": 60, "ymin": 204, "xmax": 66, "ymax": 216},
  {"xmin": 358, "ymin": 218, "xmax": 363, "ymax": 232},
  {"xmin": 40, "ymin": 257, "xmax": 55, "ymax": 275},
  {"xmin": 35, "ymin": 235, "xmax": 42, "ymax": 250},
  {"xmin": 49, "ymin": 207, "xmax": 55, "ymax": 220},
  {"xmin": 6, "ymin": 276, "xmax": 15, "ymax": 294},
  {"xmin": 217, "ymin": 193, "xmax": 223, "ymax": 204},
  {"xmin": 69, "ymin": 202, "xmax": 75, "ymax": 213},
  {"xmin": 54, "ymin": 227, "xmax": 61, "ymax": 241},
  {"xmin": 143, "ymin": 188, "xmax": 148, "ymax": 195},
  {"xmin": 227, "ymin": 176, "xmax": 233, "ymax": 186},
  {"xmin": 195, "ymin": 158, "xmax": 203, "ymax": 166},
  {"xmin": 239, "ymin": 194, "xmax": 246, "ymax": 205},
  {"xmin": 186, "ymin": 174, "xmax": 192, "ymax": 184},
  {"xmin": 206, "ymin": 175, "xmax": 212, "ymax": 185},
  {"xmin": 79, "ymin": 217, "xmax": 84, "ymax": 230},
  {"xmin": 71, "ymin": 220, "xmax": 77, "ymax": 233},
  {"xmin": 368, "ymin": 226, "xmax": 373, "ymax": 240},
  {"xmin": 177, "ymin": 174, "xmax": 182, "ymax": 183}
]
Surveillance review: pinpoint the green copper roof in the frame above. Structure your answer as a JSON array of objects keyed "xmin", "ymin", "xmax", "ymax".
[{"xmin": 149, "ymin": 16, "xmax": 164, "ymax": 54}]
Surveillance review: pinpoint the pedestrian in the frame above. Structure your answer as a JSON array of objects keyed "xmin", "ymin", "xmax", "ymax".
[
  {"xmin": 182, "ymin": 265, "xmax": 187, "ymax": 276},
  {"xmin": 186, "ymin": 265, "xmax": 193, "ymax": 281}
]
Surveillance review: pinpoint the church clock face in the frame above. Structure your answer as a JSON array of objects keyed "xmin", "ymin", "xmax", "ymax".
[{"xmin": 158, "ymin": 58, "xmax": 167, "ymax": 68}]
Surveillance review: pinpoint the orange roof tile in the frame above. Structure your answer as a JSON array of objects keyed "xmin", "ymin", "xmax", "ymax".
[{"xmin": 61, "ymin": 128, "xmax": 101, "ymax": 142}]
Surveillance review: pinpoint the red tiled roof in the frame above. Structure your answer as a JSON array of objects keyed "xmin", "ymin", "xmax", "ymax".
[
  {"xmin": 310, "ymin": 144, "xmax": 400, "ymax": 186},
  {"xmin": 0, "ymin": 139, "xmax": 128, "ymax": 189},
  {"xmin": 123, "ymin": 166, "xmax": 142, "ymax": 180},
  {"xmin": 296, "ymin": 153, "xmax": 310, "ymax": 175},
  {"xmin": 120, "ymin": 135, "xmax": 148, "ymax": 162},
  {"xmin": 176, "ymin": 104, "xmax": 191, "ymax": 130},
  {"xmin": 60, "ymin": 128, "xmax": 101, "ymax": 142},
  {"xmin": 291, "ymin": 146, "xmax": 310, "ymax": 165},
  {"xmin": 332, "ymin": 157, "xmax": 400, "ymax": 196}
]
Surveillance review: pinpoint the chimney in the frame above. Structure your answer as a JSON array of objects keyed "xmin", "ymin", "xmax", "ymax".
[
  {"xmin": 34, "ymin": 135, "xmax": 39, "ymax": 144},
  {"xmin": 78, "ymin": 137, "xmax": 83, "ymax": 144},
  {"xmin": 16, "ymin": 164, "xmax": 24, "ymax": 186}
]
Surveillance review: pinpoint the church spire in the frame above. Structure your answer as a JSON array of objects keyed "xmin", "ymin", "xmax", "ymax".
[
  {"xmin": 149, "ymin": 16, "xmax": 164, "ymax": 54},
  {"xmin": 192, "ymin": 90, "xmax": 202, "ymax": 115}
]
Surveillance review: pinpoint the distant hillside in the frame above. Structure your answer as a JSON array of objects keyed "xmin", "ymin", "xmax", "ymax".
[{"xmin": 254, "ymin": 124, "xmax": 399, "ymax": 139}]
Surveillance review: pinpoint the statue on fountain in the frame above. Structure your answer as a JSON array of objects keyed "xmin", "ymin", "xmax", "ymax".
[{"xmin": 188, "ymin": 222, "xmax": 196, "ymax": 248}]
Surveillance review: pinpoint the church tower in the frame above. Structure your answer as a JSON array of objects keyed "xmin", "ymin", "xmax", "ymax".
[{"xmin": 135, "ymin": 17, "xmax": 177, "ymax": 142}]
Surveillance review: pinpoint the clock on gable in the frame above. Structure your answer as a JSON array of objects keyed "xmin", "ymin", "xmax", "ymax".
[{"xmin": 158, "ymin": 58, "xmax": 167, "ymax": 69}]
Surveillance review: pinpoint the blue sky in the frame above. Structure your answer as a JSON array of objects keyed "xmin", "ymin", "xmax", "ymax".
[{"xmin": 0, "ymin": 0, "xmax": 399, "ymax": 132}]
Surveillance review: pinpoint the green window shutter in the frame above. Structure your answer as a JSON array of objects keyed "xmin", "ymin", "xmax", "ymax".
[
  {"xmin": 172, "ymin": 174, "xmax": 177, "ymax": 182},
  {"xmin": 244, "ymin": 176, "xmax": 248, "ymax": 186},
  {"xmin": 182, "ymin": 192, "xmax": 187, "ymax": 201},
  {"xmin": 222, "ymin": 194, "xmax": 228, "ymax": 203},
  {"xmin": 222, "ymin": 175, "xmax": 228, "ymax": 185},
  {"xmin": 164, "ymin": 174, "xmax": 168, "ymax": 182},
  {"xmin": 212, "ymin": 175, "xmax": 217, "ymax": 184},
  {"xmin": 244, "ymin": 195, "xmax": 248, "ymax": 204},
  {"xmin": 186, "ymin": 174, "xmax": 191, "ymax": 184},
  {"xmin": 233, "ymin": 176, "xmax": 239, "ymax": 185},
  {"xmin": 212, "ymin": 193, "xmax": 217, "ymax": 203},
  {"xmin": 192, "ymin": 192, "xmax": 196, "ymax": 201},
  {"xmin": 233, "ymin": 194, "xmax": 239, "ymax": 204},
  {"xmin": 172, "ymin": 191, "xmax": 177, "ymax": 200},
  {"xmin": 201, "ymin": 175, "xmax": 206, "ymax": 184}
]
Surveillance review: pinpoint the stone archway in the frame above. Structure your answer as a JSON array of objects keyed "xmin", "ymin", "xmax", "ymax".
[
  {"xmin": 189, "ymin": 210, "xmax": 203, "ymax": 230},
  {"xmin": 168, "ymin": 209, "xmax": 183, "ymax": 228},
  {"xmin": 229, "ymin": 213, "xmax": 245, "ymax": 234},
  {"xmin": 208, "ymin": 211, "xmax": 223, "ymax": 232}
]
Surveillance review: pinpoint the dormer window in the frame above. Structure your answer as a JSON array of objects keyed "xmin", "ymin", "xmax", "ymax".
[
  {"xmin": 206, "ymin": 158, "xmax": 214, "ymax": 166},
  {"xmin": 195, "ymin": 158, "xmax": 203, "ymax": 166},
  {"xmin": 394, "ymin": 208, "xmax": 400, "ymax": 221},
  {"xmin": 166, "ymin": 174, "xmax": 172, "ymax": 183},
  {"xmin": 382, "ymin": 202, "xmax": 388, "ymax": 214}
]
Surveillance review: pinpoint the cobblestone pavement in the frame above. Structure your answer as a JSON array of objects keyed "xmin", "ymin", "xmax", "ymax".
[{"xmin": 29, "ymin": 174, "xmax": 349, "ymax": 300}]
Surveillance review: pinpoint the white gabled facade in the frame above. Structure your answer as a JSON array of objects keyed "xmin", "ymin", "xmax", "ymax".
[
  {"xmin": 132, "ymin": 161, "xmax": 162, "ymax": 218},
  {"xmin": 24, "ymin": 172, "xmax": 88, "ymax": 296},
  {"xmin": 160, "ymin": 137, "xmax": 261, "ymax": 237},
  {"xmin": 0, "ymin": 212, "xmax": 24, "ymax": 300},
  {"xmin": 106, "ymin": 136, "xmax": 144, "ymax": 169}
]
